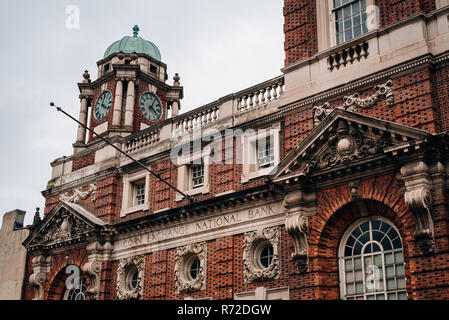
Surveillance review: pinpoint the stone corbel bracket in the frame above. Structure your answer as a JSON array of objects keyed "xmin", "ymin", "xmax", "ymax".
[
  {"xmin": 83, "ymin": 241, "xmax": 113, "ymax": 299},
  {"xmin": 399, "ymin": 161, "xmax": 435, "ymax": 255},
  {"xmin": 29, "ymin": 255, "xmax": 52, "ymax": 300},
  {"xmin": 283, "ymin": 189, "xmax": 316, "ymax": 273}
]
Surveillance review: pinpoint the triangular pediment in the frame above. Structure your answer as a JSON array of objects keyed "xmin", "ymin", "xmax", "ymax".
[
  {"xmin": 23, "ymin": 201, "xmax": 108, "ymax": 250},
  {"xmin": 273, "ymin": 109, "xmax": 432, "ymax": 183}
]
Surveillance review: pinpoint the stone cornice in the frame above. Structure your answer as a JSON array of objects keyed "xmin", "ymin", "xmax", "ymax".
[
  {"xmin": 113, "ymin": 183, "xmax": 281, "ymax": 234},
  {"xmin": 42, "ymin": 166, "xmax": 119, "ymax": 198},
  {"xmin": 51, "ymin": 135, "xmax": 124, "ymax": 167},
  {"xmin": 96, "ymin": 51, "xmax": 167, "ymax": 68},
  {"xmin": 279, "ymin": 53, "xmax": 440, "ymax": 114}
]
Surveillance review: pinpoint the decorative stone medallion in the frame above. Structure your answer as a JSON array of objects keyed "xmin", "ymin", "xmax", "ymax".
[
  {"xmin": 116, "ymin": 255, "xmax": 145, "ymax": 300},
  {"xmin": 243, "ymin": 226, "xmax": 281, "ymax": 283},
  {"xmin": 174, "ymin": 242, "xmax": 207, "ymax": 294}
]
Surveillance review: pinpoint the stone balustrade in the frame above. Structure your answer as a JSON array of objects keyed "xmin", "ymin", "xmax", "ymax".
[
  {"xmin": 123, "ymin": 128, "xmax": 160, "ymax": 154},
  {"xmin": 236, "ymin": 76, "xmax": 285, "ymax": 113},
  {"xmin": 327, "ymin": 41, "xmax": 369, "ymax": 71},
  {"xmin": 175, "ymin": 105, "xmax": 220, "ymax": 134}
]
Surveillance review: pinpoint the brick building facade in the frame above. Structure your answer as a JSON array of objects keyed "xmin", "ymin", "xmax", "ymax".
[{"xmin": 22, "ymin": 1, "xmax": 449, "ymax": 300}]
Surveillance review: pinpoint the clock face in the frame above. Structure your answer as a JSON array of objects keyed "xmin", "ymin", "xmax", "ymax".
[
  {"xmin": 140, "ymin": 92, "xmax": 163, "ymax": 121},
  {"xmin": 94, "ymin": 91, "xmax": 113, "ymax": 121}
]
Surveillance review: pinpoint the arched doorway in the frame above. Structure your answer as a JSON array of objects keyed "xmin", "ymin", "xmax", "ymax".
[{"xmin": 47, "ymin": 265, "xmax": 89, "ymax": 300}]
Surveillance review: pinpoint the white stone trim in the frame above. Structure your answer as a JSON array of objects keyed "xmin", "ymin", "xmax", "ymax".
[
  {"xmin": 326, "ymin": 0, "xmax": 376, "ymax": 49},
  {"xmin": 113, "ymin": 201, "xmax": 285, "ymax": 260},
  {"xmin": 116, "ymin": 255, "xmax": 145, "ymax": 300},
  {"xmin": 242, "ymin": 226, "xmax": 281, "ymax": 283},
  {"xmin": 176, "ymin": 153, "xmax": 210, "ymax": 202},
  {"xmin": 436, "ymin": 0, "xmax": 449, "ymax": 9},
  {"xmin": 241, "ymin": 123, "xmax": 280, "ymax": 183},
  {"xmin": 120, "ymin": 169, "xmax": 150, "ymax": 217},
  {"xmin": 234, "ymin": 286, "xmax": 289, "ymax": 300},
  {"xmin": 174, "ymin": 242, "xmax": 207, "ymax": 294}
]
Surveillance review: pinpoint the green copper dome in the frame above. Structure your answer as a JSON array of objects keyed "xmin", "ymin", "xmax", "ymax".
[{"xmin": 104, "ymin": 25, "xmax": 161, "ymax": 61}]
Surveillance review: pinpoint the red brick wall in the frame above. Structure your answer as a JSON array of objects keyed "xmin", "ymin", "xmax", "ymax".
[
  {"xmin": 45, "ymin": 66, "xmax": 447, "ymax": 223},
  {"xmin": 43, "ymin": 249, "xmax": 88, "ymax": 300},
  {"xmin": 108, "ymin": 232, "xmax": 293, "ymax": 300},
  {"xmin": 284, "ymin": 0, "xmax": 318, "ymax": 67},
  {"xmin": 433, "ymin": 63, "xmax": 449, "ymax": 132},
  {"xmin": 35, "ymin": 170, "xmax": 449, "ymax": 300},
  {"xmin": 71, "ymin": 151, "xmax": 95, "ymax": 172},
  {"xmin": 22, "ymin": 254, "xmax": 35, "ymax": 300},
  {"xmin": 376, "ymin": 0, "xmax": 436, "ymax": 28},
  {"xmin": 309, "ymin": 174, "xmax": 449, "ymax": 300},
  {"xmin": 44, "ymin": 194, "xmax": 59, "ymax": 216}
]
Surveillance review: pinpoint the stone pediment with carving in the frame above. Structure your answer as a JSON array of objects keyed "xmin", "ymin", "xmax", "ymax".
[
  {"xmin": 274, "ymin": 109, "xmax": 431, "ymax": 184},
  {"xmin": 23, "ymin": 201, "xmax": 107, "ymax": 251}
]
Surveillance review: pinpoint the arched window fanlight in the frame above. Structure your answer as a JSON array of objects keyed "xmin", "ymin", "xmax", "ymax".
[
  {"xmin": 64, "ymin": 277, "xmax": 88, "ymax": 300},
  {"xmin": 339, "ymin": 218, "xmax": 407, "ymax": 300}
]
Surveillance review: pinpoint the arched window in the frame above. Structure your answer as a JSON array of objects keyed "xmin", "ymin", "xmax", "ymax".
[
  {"xmin": 339, "ymin": 218, "xmax": 407, "ymax": 300},
  {"xmin": 63, "ymin": 276, "xmax": 88, "ymax": 300}
]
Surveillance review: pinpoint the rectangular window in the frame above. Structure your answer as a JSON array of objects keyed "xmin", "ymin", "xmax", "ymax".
[
  {"xmin": 150, "ymin": 64, "xmax": 158, "ymax": 74},
  {"xmin": 333, "ymin": 0, "xmax": 368, "ymax": 44},
  {"xmin": 133, "ymin": 182, "xmax": 146, "ymax": 206},
  {"xmin": 121, "ymin": 170, "xmax": 150, "ymax": 217},
  {"xmin": 191, "ymin": 165, "xmax": 204, "ymax": 188},
  {"xmin": 257, "ymin": 136, "xmax": 275, "ymax": 168}
]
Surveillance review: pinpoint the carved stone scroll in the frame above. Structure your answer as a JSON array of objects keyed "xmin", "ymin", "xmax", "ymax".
[
  {"xmin": 29, "ymin": 255, "xmax": 52, "ymax": 300},
  {"xmin": 283, "ymin": 189, "xmax": 316, "ymax": 273},
  {"xmin": 83, "ymin": 241, "xmax": 113, "ymax": 299},
  {"xmin": 313, "ymin": 80, "xmax": 394, "ymax": 126},
  {"xmin": 59, "ymin": 183, "xmax": 97, "ymax": 203},
  {"xmin": 399, "ymin": 161, "xmax": 435, "ymax": 255},
  {"xmin": 313, "ymin": 103, "xmax": 332, "ymax": 127}
]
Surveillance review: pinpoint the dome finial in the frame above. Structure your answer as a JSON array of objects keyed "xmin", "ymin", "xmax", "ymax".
[{"xmin": 133, "ymin": 25, "xmax": 139, "ymax": 37}]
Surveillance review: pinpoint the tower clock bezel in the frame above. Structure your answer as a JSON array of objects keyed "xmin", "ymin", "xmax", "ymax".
[
  {"xmin": 139, "ymin": 91, "xmax": 164, "ymax": 122},
  {"xmin": 93, "ymin": 90, "xmax": 113, "ymax": 121}
]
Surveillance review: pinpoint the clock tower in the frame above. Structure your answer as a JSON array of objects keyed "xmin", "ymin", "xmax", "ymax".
[{"xmin": 73, "ymin": 25, "xmax": 183, "ymax": 154}]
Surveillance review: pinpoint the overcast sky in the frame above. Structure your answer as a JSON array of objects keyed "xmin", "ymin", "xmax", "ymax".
[{"xmin": 0, "ymin": 0, "xmax": 284, "ymax": 228}]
